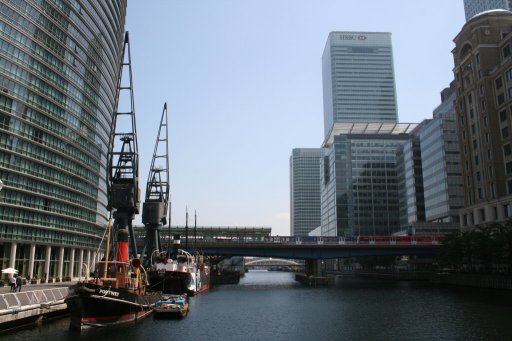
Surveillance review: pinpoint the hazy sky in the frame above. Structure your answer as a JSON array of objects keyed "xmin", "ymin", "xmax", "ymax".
[{"xmin": 125, "ymin": 1, "xmax": 466, "ymax": 236}]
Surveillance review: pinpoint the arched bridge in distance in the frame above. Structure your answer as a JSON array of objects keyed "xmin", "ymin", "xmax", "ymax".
[
  {"xmin": 186, "ymin": 235, "xmax": 442, "ymax": 260},
  {"xmin": 245, "ymin": 258, "xmax": 303, "ymax": 267}
]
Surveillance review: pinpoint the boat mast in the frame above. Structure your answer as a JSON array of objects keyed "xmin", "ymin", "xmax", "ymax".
[
  {"xmin": 107, "ymin": 31, "xmax": 140, "ymax": 261},
  {"xmin": 142, "ymin": 103, "xmax": 170, "ymax": 266},
  {"xmin": 185, "ymin": 207, "xmax": 189, "ymax": 249},
  {"xmin": 194, "ymin": 210, "xmax": 197, "ymax": 248}
]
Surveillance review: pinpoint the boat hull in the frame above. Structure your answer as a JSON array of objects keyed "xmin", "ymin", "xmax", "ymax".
[
  {"xmin": 153, "ymin": 305, "xmax": 188, "ymax": 318},
  {"xmin": 149, "ymin": 269, "xmax": 209, "ymax": 296},
  {"xmin": 65, "ymin": 282, "xmax": 159, "ymax": 330}
]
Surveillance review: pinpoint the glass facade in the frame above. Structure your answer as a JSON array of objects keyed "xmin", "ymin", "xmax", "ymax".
[
  {"xmin": 463, "ymin": 0, "xmax": 511, "ymax": 21},
  {"xmin": 420, "ymin": 86, "xmax": 464, "ymax": 224},
  {"xmin": 397, "ymin": 135, "xmax": 425, "ymax": 227},
  {"xmin": 322, "ymin": 32, "xmax": 398, "ymax": 137},
  {"xmin": 0, "ymin": 0, "xmax": 127, "ymax": 279},
  {"xmin": 290, "ymin": 148, "xmax": 323, "ymax": 236},
  {"xmin": 320, "ymin": 123, "xmax": 417, "ymax": 238}
]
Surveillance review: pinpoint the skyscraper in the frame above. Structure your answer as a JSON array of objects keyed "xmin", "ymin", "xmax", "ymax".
[
  {"xmin": 322, "ymin": 32, "xmax": 398, "ymax": 137},
  {"xmin": 453, "ymin": 10, "xmax": 512, "ymax": 227},
  {"xmin": 0, "ymin": 0, "xmax": 127, "ymax": 281},
  {"xmin": 290, "ymin": 148, "xmax": 323, "ymax": 236},
  {"xmin": 419, "ymin": 82, "xmax": 464, "ymax": 225},
  {"xmin": 463, "ymin": 0, "xmax": 512, "ymax": 21}
]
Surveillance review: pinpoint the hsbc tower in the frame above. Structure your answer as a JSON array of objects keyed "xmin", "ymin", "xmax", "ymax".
[{"xmin": 321, "ymin": 31, "xmax": 398, "ymax": 137}]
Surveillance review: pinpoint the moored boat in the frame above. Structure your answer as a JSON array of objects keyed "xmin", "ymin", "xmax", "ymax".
[
  {"xmin": 148, "ymin": 235, "xmax": 210, "ymax": 296},
  {"xmin": 65, "ymin": 258, "xmax": 160, "ymax": 330},
  {"xmin": 154, "ymin": 294, "xmax": 189, "ymax": 318}
]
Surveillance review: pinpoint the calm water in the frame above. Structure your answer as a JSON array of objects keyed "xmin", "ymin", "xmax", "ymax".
[{"xmin": 6, "ymin": 270, "xmax": 512, "ymax": 341}]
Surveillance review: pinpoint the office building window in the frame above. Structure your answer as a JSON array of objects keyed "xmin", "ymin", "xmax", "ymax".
[
  {"xmin": 507, "ymin": 68, "xmax": 512, "ymax": 81},
  {"xmin": 505, "ymin": 144, "xmax": 512, "ymax": 156},
  {"xmin": 496, "ymin": 76, "xmax": 504, "ymax": 90},
  {"xmin": 504, "ymin": 44, "xmax": 511, "ymax": 58},
  {"xmin": 502, "ymin": 126, "xmax": 509, "ymax": 139},
  {"xmin": 480, "ymin": 208, "xmax": 485, "ymax": 222},
  {"xmin": 500, "ymin": 110, "xmax": 508, "ymax": 122},
  {"xmin": 506, "ymin": 161, "xmax": 512, "ymax": 174},
  {"xmin": 498, "ymin": 93, "xmax": 506, "ymax": 105}
]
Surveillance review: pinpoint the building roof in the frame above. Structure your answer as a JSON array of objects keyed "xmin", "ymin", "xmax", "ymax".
[
  {"xmin": 322, "ymin": 122, "xmax": 418, "ymax": 147},
  {"xmin": 470, "ymin": 9, "xmax": 512, "ymax": 21}
]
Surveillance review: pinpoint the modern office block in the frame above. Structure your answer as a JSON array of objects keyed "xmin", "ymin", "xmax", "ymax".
[
  {"xmin": 397, "ymin": 134, "xmax": 426, "ymax": 228},
  {"xmin": 320, "ymin": 123, "xmax": 417, "ymax": 237},
  {"xmin": 290, "ymin": 148, "xmax": 323, "ymax": 236},
  {"xmin": 420, "ymin": 82, "xmax": 464, "ymax": 225},
  {"xmin": 463, "ymin": 0, "xmax": 511, "ymax": 21},
  {"xmin": 453, "ymin": 10, "xmax": 512, "ymax": 227},
  {"xmin": 322, "ymin": 32, "xmax": 398, "ymax": 137},
  {"xmin": 0, "ymin": 0, "xmax": 127, "ymax": 280}
]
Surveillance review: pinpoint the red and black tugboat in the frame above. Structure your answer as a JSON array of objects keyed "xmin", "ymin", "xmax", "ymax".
[
  {"xmin": 66, "ymin": 238, "xmax": 159, "ymax": 329},
  {"xmin": 65, "ymin": 32, "xmax": 162, "ymax": 330}
]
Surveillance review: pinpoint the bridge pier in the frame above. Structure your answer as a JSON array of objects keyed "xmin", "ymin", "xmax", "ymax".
[
  {"xmin": 295, "ymin": 260, "xmax": 329, "ymax": 286},
  {"xmin": 304, "ymin": 259, "xmax": 322, "ymax": 276}
]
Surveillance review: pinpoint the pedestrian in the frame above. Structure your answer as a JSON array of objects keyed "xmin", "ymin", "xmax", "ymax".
[
  {"xmin": 9, "ymin": 276, "xmax": 15, "ymax": 292},
  {"xmin": 15, "ymin": 275, "xmax": 22, "ymax": 292}
]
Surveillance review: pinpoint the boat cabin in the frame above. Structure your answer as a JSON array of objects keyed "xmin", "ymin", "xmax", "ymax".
[{"xmin": 94, "ymin": 261, "xmax": 133, "ymax": 289}]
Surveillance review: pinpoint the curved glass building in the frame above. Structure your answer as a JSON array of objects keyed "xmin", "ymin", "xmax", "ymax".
[{"xmin": 0, "ymin": 0, "xmax": 127, "ymax": 282}]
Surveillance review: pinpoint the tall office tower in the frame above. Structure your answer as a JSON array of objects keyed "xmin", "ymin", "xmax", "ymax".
[
  {"xmin": 453, "ymin": 10, "xmax": 512, "ymax": 228},
  {"xmin": 397, "ymin": 132, "xmax": 426, "ymax": 228},
  {"xmin": 290, "ymin": 148, "xmax": 323, "ymax": 236},
  {"xmin": 322, "ymin": 32, "xmax": 398, "ymax": 137},
  {"xmin": 320, "ymin": 123, "xmax": 417, "ymax": 237},
  {"xmin": 0, "ymin": 1, "xmax": 127, "ymax": 280},
  {"xmin": 419, "ymin": 82, "xmax": 464, "ymax": 226},
  {"xmin": 463, "ymin": 0, "xmax": 512, "ymax": 21},
  {"xmin": 395, "ymin": 84, "xmax": 464, "ymax": 236}
]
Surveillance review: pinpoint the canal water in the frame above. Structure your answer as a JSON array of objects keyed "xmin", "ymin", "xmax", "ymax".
[{"xmin": 6, "ymin": 270, "xmax": 512, "ymax": 340}]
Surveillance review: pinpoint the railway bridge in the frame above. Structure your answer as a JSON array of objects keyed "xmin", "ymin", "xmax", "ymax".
[{"xmin": 188, "ymin": 236, "xmax": 442, "ymax": 276}]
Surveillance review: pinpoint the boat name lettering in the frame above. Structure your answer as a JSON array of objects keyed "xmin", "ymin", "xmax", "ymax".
[{"xmin": 98, "ymin": 289, "xmax": 119, "ymax": 297}]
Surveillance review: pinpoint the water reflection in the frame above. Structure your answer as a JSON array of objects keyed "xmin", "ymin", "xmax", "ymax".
[{"xmin": 6, "ymin": 270, "xmax": 512, "ymax": 341}]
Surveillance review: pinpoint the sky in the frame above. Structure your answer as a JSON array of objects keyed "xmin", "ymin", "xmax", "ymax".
[{"xmin": 125, "ymin": 1, "xmax": 466, "ymax": 236}]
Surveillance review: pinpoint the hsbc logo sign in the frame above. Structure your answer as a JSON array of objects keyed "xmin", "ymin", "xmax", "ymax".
[{"xmin": 339, "ymin": 35, "xmax": 367, "ymax": 41}]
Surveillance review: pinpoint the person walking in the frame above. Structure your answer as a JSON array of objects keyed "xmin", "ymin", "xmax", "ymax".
[
  {"xmin": 9, "ymin": 276, "xmax": 15, "ymax": 292},
  {"xmin": 15, "ymin": 275, "xmax": 22, "ymax": 292}
]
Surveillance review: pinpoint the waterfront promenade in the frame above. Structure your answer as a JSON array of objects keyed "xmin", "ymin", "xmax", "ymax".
[
  {"xmin": 0, "ymin": 281, "xmax": 72, "ymax": 332},
  {"xmin": 0, "ymin": 281, "xmax": 74, "ymax": 294}
]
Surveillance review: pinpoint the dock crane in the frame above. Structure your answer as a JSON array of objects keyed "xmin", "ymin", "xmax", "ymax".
[
  {"xmin": 106, "ymin": 31, "xmax": 140, "ymax": 262},
  {"xmin": 142, "ymin": 103, "xmax": 170, "ymax": 266}
]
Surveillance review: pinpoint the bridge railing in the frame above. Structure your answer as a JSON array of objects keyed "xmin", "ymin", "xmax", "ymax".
[{"xmin": 191, "ymin": 235, "xmax": 443, "ymax": 246}]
